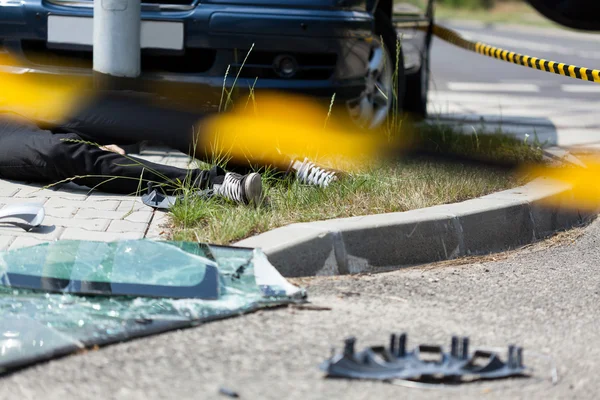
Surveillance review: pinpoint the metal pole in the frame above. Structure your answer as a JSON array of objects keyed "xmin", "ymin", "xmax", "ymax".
[{"xmin": 93, "ymin": 0, "xmax": 141, "ymax": 89}]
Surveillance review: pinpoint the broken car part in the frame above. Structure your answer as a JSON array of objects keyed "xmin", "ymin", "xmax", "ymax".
[
  {"xmin": 141, "ymin": 186, "xmax": 178, "ymax": 210},
  {"xmin": 142, "ymin": 182, "xmax": 213, "ymax": 210},
  {"xmin": 0, "ymin": 240, "xmax": 221, "ymax": 299},
  {"xmin": 0, "ymin": 203, "xmax": 44, "ymax": 230},
  {"xmin": 0, "ymin": 240, "xmax": 305, "ymax": 373},
  {"xmin": 322, "ymin": 334, "xmax": 530, "ymax": 382}
]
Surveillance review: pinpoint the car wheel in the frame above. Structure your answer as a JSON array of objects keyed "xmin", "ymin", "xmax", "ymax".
[
  {"xmin": 348, "ymin": 9, "xmax": 405, "ymax": 129},
  {"xmin": 403, "ymin": 44, "xmax": 430, "ymax": 119}
]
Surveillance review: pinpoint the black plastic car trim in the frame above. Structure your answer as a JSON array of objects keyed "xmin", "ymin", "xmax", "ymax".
[
  {"xmin": 322, "ymin": 334, "xmax": 530, "ymax": 382},
  {"xmin": 0, "ymin": 266, "xmax": 221, "ymax": 300}
]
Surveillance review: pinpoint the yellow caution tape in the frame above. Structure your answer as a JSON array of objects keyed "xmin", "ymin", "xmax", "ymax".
[{"xmin": 429, "ymin": 23, "xmax": 600, "ymax": 84}]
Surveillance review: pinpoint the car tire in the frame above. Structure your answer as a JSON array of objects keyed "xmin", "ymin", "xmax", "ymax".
[
  {"xmin": 403, "ymin": 45, "xmax": 430, "ymax": 119},
  {"xmin": 374, "ymin": 8, "xmax": 406, "ymax": 118}
]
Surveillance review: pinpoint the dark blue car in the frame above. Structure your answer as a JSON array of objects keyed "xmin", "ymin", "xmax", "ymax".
[{"xmin": 0, "ymin": 0, "xmax": 433, "ymax": 128}]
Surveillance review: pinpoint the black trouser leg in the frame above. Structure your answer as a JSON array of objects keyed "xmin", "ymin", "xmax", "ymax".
[
  {"xmin": 52, "ymin": 132, "xmax": 210, "ymax": 194},
  {"xmin": 0, "ymin": 116, "xmax": 210, "ymax": 194}
]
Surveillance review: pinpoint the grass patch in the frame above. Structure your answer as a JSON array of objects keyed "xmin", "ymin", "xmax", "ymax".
[
  {"xmin": 170, "ymin": 158, "xmax": 527, "ymax": 244},
  {"xmin": 408, "ymin": 121, "xmax": 545, "ymax": 166},
  {"xmin": 169, "ymin": 122, "xmax": 543, "ymax": 245}
]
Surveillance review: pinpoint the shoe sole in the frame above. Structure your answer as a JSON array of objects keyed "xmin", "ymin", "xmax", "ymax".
[{"xmin": 243, "ymin": 172, "xmax": 263, "ymax": 205}]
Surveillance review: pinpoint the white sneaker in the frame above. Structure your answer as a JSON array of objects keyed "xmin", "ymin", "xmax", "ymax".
[{"xmin": 213, "ymin": 172, "xmax": 262, "ymax": 205}]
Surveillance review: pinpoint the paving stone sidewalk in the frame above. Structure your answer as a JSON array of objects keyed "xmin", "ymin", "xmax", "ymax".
[{"xmin": 0, "ymin": 146, "xmax": 194, "ymax": 251}]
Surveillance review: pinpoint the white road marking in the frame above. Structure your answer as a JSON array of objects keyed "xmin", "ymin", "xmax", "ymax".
[
  {"xmin": 429, "ymin": 90, "xmax": 600, "ymax": 147},
  {"xmin": 561, "ymin": 84, "xmax": 600, "ymax": 93},
  {"xmin": 447, "ymin": 82, "xmax": 540, "ymax": 92},
  {"xmin": 456, "ymin": 30, "xmax": 600, "ymax": 60},
  {"xmin": 493, "ymin": 23, "xmax": 600, "ymax": 44}
]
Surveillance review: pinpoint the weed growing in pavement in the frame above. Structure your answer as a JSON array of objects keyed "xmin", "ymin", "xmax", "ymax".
[
  {"xmin": 386, "ymin": 36, "xmax": 404, "ymax": 142},
  {"xmin": 222, "ymin": 43, "xmax": 255, "ymax": 113},
  {"xmin": 324, "ymin": 93, "xmax": 336, "ymax": 130}
]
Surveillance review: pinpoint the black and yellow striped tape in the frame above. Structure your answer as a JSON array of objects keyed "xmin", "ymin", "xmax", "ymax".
[{"xmin": 430, "ymin": 24, "xmax": 600, "ymax": 83}]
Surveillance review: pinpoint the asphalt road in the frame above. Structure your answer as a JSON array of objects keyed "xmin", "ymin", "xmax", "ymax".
[
  {"xmin": 430, "ymin": 20, "xmax": 600, "ymax": 100},
  {"xmin": 2, "ymin": 216, "xmax": 599, "ymax": 399}
]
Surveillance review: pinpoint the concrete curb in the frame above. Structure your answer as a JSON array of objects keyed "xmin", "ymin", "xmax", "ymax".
[{"xmin": 235, "ymin": 177, "xmax": 596, "ymax": 277}]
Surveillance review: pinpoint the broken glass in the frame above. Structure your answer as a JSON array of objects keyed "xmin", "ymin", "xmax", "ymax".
[
  {"xmin": 0, "ymin": 240, "xmax": 303, "ymax": 373},
  {"xmin": 0, "ymin": 240, "xmax": 220, "ymax": 299}
]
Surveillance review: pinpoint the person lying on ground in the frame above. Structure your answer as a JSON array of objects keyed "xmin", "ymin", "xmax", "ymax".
[
  {"xmin": 0, "ymin": 91, "xmax": 341, "ymax": 204},
  {"xmin": 0, "ymin": 112, "xmax": 265, "ymax": 205},
  {"xmin": 60, "ymin": 91, "xmax": 343, "ymax": 187}
]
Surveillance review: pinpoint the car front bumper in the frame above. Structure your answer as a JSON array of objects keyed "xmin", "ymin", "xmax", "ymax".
[{"xmin": 0, "ymin": 1, "xmax": 376, "ymax": 106}]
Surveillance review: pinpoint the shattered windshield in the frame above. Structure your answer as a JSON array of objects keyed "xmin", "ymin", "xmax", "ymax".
[
  {"xmin": 0, "ymin": 240, "xmax": 303, "ymax": 373},
  {"xmin": 0, "ymin": 240, "xmax": 219, "ymax": 299}
]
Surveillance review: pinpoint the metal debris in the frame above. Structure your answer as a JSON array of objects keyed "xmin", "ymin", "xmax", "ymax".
[{"xmin": 322, "ymin": 334, "xmax": 530, "ymax": 383}]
